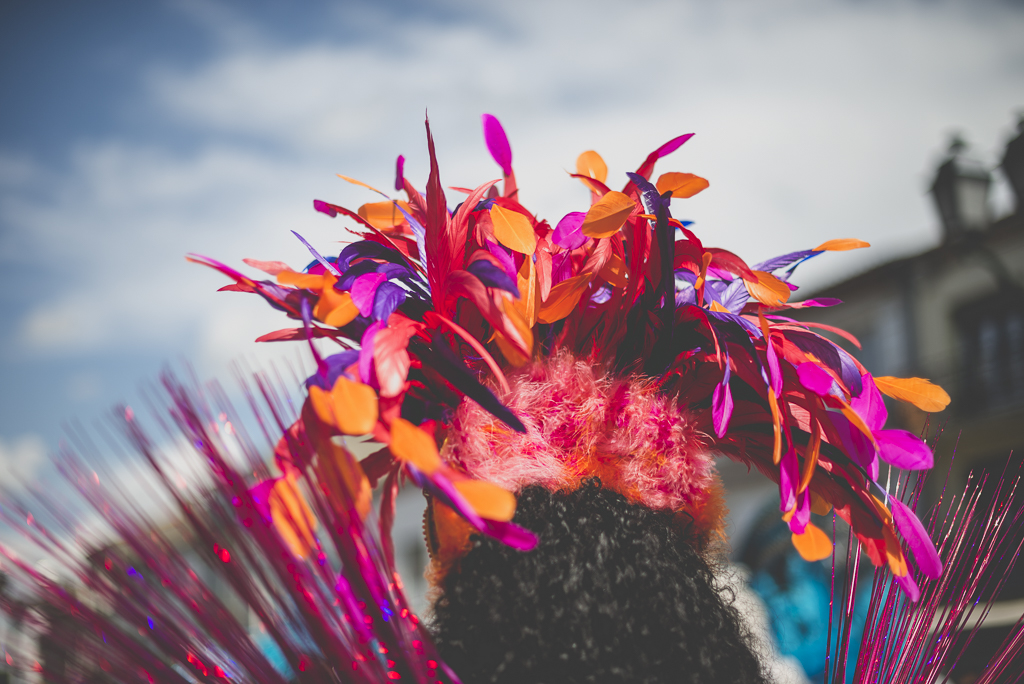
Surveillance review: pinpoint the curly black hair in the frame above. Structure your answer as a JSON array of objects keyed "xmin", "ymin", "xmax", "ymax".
[{"xmin": 429, "ymin": 479, "xmax": 768, "ymax": 684}]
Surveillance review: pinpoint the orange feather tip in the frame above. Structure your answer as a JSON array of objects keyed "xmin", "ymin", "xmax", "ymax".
[
  {"xmin": 581, "ymin": 191, "xmax": 635, "ymax": 238},
  {"xmin": 269, "ymin": 475, "xmax": 319, "ymax": 559},
  {"xmin": 873, "ymin": 376, "xmax": 951, "ymax": 413},
  {"xmin": 389, "ymin": 417, "xmax": 442, "ymax": 475},
  {"xmin": 813, "ymin": 238, "xmax": 870, "ymax": 252},
  {"xmin": 489, "ymin": 204, "xmax": 537, "ymax": 255},
  {"xmin": 538, "ymin": 273, "xmax": 591, "ymax": 324},
  {"xmin": 315, "ymin": 290, "xmax": 359, "ymax": 327},
  {"xmin": 743, "ymin": 270, "xmax": 791, "ymax": 307},
  {"xmin": 337, "ymin": 173, "xmax": 388, "ymax": 197},
  {"xmin": 655, "ymin": 172, "xmax": 709, "ymax": 199},
  {"xmin": 358, "ymin": 200, "xmax": 413, "ymax": 231},
  {"xmin": 453, "ymin": 480, "xmax": 517, "ymax": 522},
  {"xmin": 308, "ymin": 376, "xmax": 378, "ymax": 435},
  {"xmin": 575, "ymin": 150, "xmax": 608, "ymax": 184},
  {"xmin": 791, "ymin": 522, "xmax": 832, "ymax": 561}
]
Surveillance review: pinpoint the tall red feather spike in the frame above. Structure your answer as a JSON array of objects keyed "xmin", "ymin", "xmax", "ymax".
[{"xmin": 424, "ymin": 116, "xmax": 451, "ymax": 313}]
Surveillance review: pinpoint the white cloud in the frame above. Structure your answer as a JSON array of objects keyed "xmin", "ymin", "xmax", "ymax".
[
  {"xmin": 3, "ymin": 0, "xmax": 1023, "ymax": 370},
  {"xmin": 3, "ymin": 141, "xmax": 343, "ymax": 370},
  {"xmin": 0, "ymin": 434, "xmax": 47, "ymax": 486},
  {"xmin": 145, "ymin": 0, "xmax": 1024, "ymax": 268}
]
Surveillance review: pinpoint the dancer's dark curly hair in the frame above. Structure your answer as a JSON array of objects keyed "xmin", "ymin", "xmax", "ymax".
[{"xmin": 429, "ymin": 479, "xmax": 768, "ymax": 684}]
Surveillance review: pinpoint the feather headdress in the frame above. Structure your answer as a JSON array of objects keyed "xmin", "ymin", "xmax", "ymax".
[
  {"xmin": 0, "ymin": 115, "xmax": 968, "ymax": 684},
  {"xmin": 191, "ymin": 114, "xmax": 950, "ymax": 598}
]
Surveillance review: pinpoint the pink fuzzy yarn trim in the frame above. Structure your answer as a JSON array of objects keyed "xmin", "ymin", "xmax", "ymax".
[{"xmin": 442, "ymin": 351, "xmax": 718, "ymax": 514}]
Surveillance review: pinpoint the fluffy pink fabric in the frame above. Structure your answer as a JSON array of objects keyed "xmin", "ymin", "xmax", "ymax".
[{"xmin": 442, "ymin": 352, "xmax": 718, "ymax": 513}]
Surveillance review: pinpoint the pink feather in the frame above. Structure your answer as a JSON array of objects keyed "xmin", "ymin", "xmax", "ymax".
[
  {"xmin": 890, "ymin": 497, "xmax": 942, "ymax": 579},
  {"xmin": 482, "ymin": 114, "xmax": 513, "ymax": 176}
]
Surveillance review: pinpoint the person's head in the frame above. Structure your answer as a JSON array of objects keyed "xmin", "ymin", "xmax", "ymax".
[{"xmin": 429, "ymin": 479, "xmax": 768, "ymax": 684}]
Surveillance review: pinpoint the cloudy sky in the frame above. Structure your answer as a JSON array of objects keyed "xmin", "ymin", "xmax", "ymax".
[{"xmin": 1, "ymin": 0, "xmax": 1022, "ymax": 489}]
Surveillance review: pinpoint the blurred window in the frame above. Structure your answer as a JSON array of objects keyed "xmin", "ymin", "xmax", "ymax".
[{"xmin": 956, "ymin": 293, "xmax": 1024, "ymax": 414}]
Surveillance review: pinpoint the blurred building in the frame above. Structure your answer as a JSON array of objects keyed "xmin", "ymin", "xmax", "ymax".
[{"xmin": 793, "ymin": 119, "xmax": 1024, "ymax": 504}]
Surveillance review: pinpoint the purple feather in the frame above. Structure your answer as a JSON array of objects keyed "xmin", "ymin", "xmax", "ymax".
[
  {"xmin": 301, "ymin": 298, "xmax": 329, "ymax": 381},
  {"xmin": 291, "ymin": 230, "xmax": 340, "ymax": 276},
  {"xmin": 377, "ymin": 261, "xmax": 413, "ymax": 280},
  {"xmin": 351, "ymin": 272, "xmax": 387, "ymax": 317},
  {"xmin": 482, "ymin": 114, "xmax": 513, "ymax": 176},
  {"xmin": 718, "ymin": 279, "xmax": 751, "ymax": 313},
  {"xmin": 306, "ymin": 350, "xmax": 360, "ymax": 390},
  {"xmin": 338, "ymin": 259, "xmax": 379, "ymax": 290},
  {"xmin": 552, "ymin": 212, "xmax": 589, "ymax": 250},
  {"xmin": 675, "ymin": 274, "xmax": 697, "ymax": 305},
  {"xmin": 485, "ymin": 239, "xmax": 516, "ymax": 280},
  {"xmin": 388, "ymin": 198, "xmax": 427, "ymax": 260},
  {"xmin": 404, "ymin": 463, "xmax": 484, "ymax": 529},
  {"xmin": 337, "ymin": 241, "xmax": 408, "ymax": 272},
  {"xmin": 835, "ymin": 346, "xmax": 864, "ymax": 397},
  {"xmin": 752, "ymin": 249, "xmax": 818, "ymax": 273},
  {"xmin": 703, "ymin": 280, "xmax": 732, "ymax": 306},
  {"xmin": 625, "ymin": 171, "xmax": 667, "ymax": 216},
  {"xmin": 675, "ymin": 287, "xmax": 697, "ymax": 307},
  {"xmin": 467, "ymin": 259, "xmax": 520, "ymax": 297},
  {"xmin": 409, "ymin": 462, "xmax": 536, "ymax": 551},
  {"xmin": 372, "ymin": 281, "xmax": 406, "ymax": 320},
  {"xmin": 590, "ymin": 285, "xmax": 613, "ymax": 304},
  {"xmin": 706, "ymin": 310, "xmax": 761, "ymax": 341},
  {"xmin": 676, "ymin": 268, "xmax": 698, "ymax": 283}
]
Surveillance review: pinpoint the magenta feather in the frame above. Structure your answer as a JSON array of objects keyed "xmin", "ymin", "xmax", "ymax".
[
  {"xmin": 875, "ymin": 429, "xmax": 934, "ymax": 471},
  {"xmin": 481, "ymin": 114, "xmax": 512, "ymax": 176}
]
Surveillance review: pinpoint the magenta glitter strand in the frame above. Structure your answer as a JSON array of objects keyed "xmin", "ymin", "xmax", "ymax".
[
  {"xmin": 824, "ymin": 511, "xmax": 837, "ymax": 684},
  {"xmin": 0, "ymin": 372, "xmax": 455, "ymax": 684},
  {"xmin": 841, "ymin": 433, "xmax": 1024, "ymax": 684}
]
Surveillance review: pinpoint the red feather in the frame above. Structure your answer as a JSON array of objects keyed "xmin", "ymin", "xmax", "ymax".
[
  {"xmin": 373, "ymin": 314, "xmax": 421, "ymax": 399},
  {"xmin": 424, "ymin": 117, "xmax": 451, "ymax": 313}
]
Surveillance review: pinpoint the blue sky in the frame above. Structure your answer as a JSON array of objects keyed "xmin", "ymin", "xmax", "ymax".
[{"xmin": 1, "ymin": 0, "xmax": 1022, "ymax": 489}]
